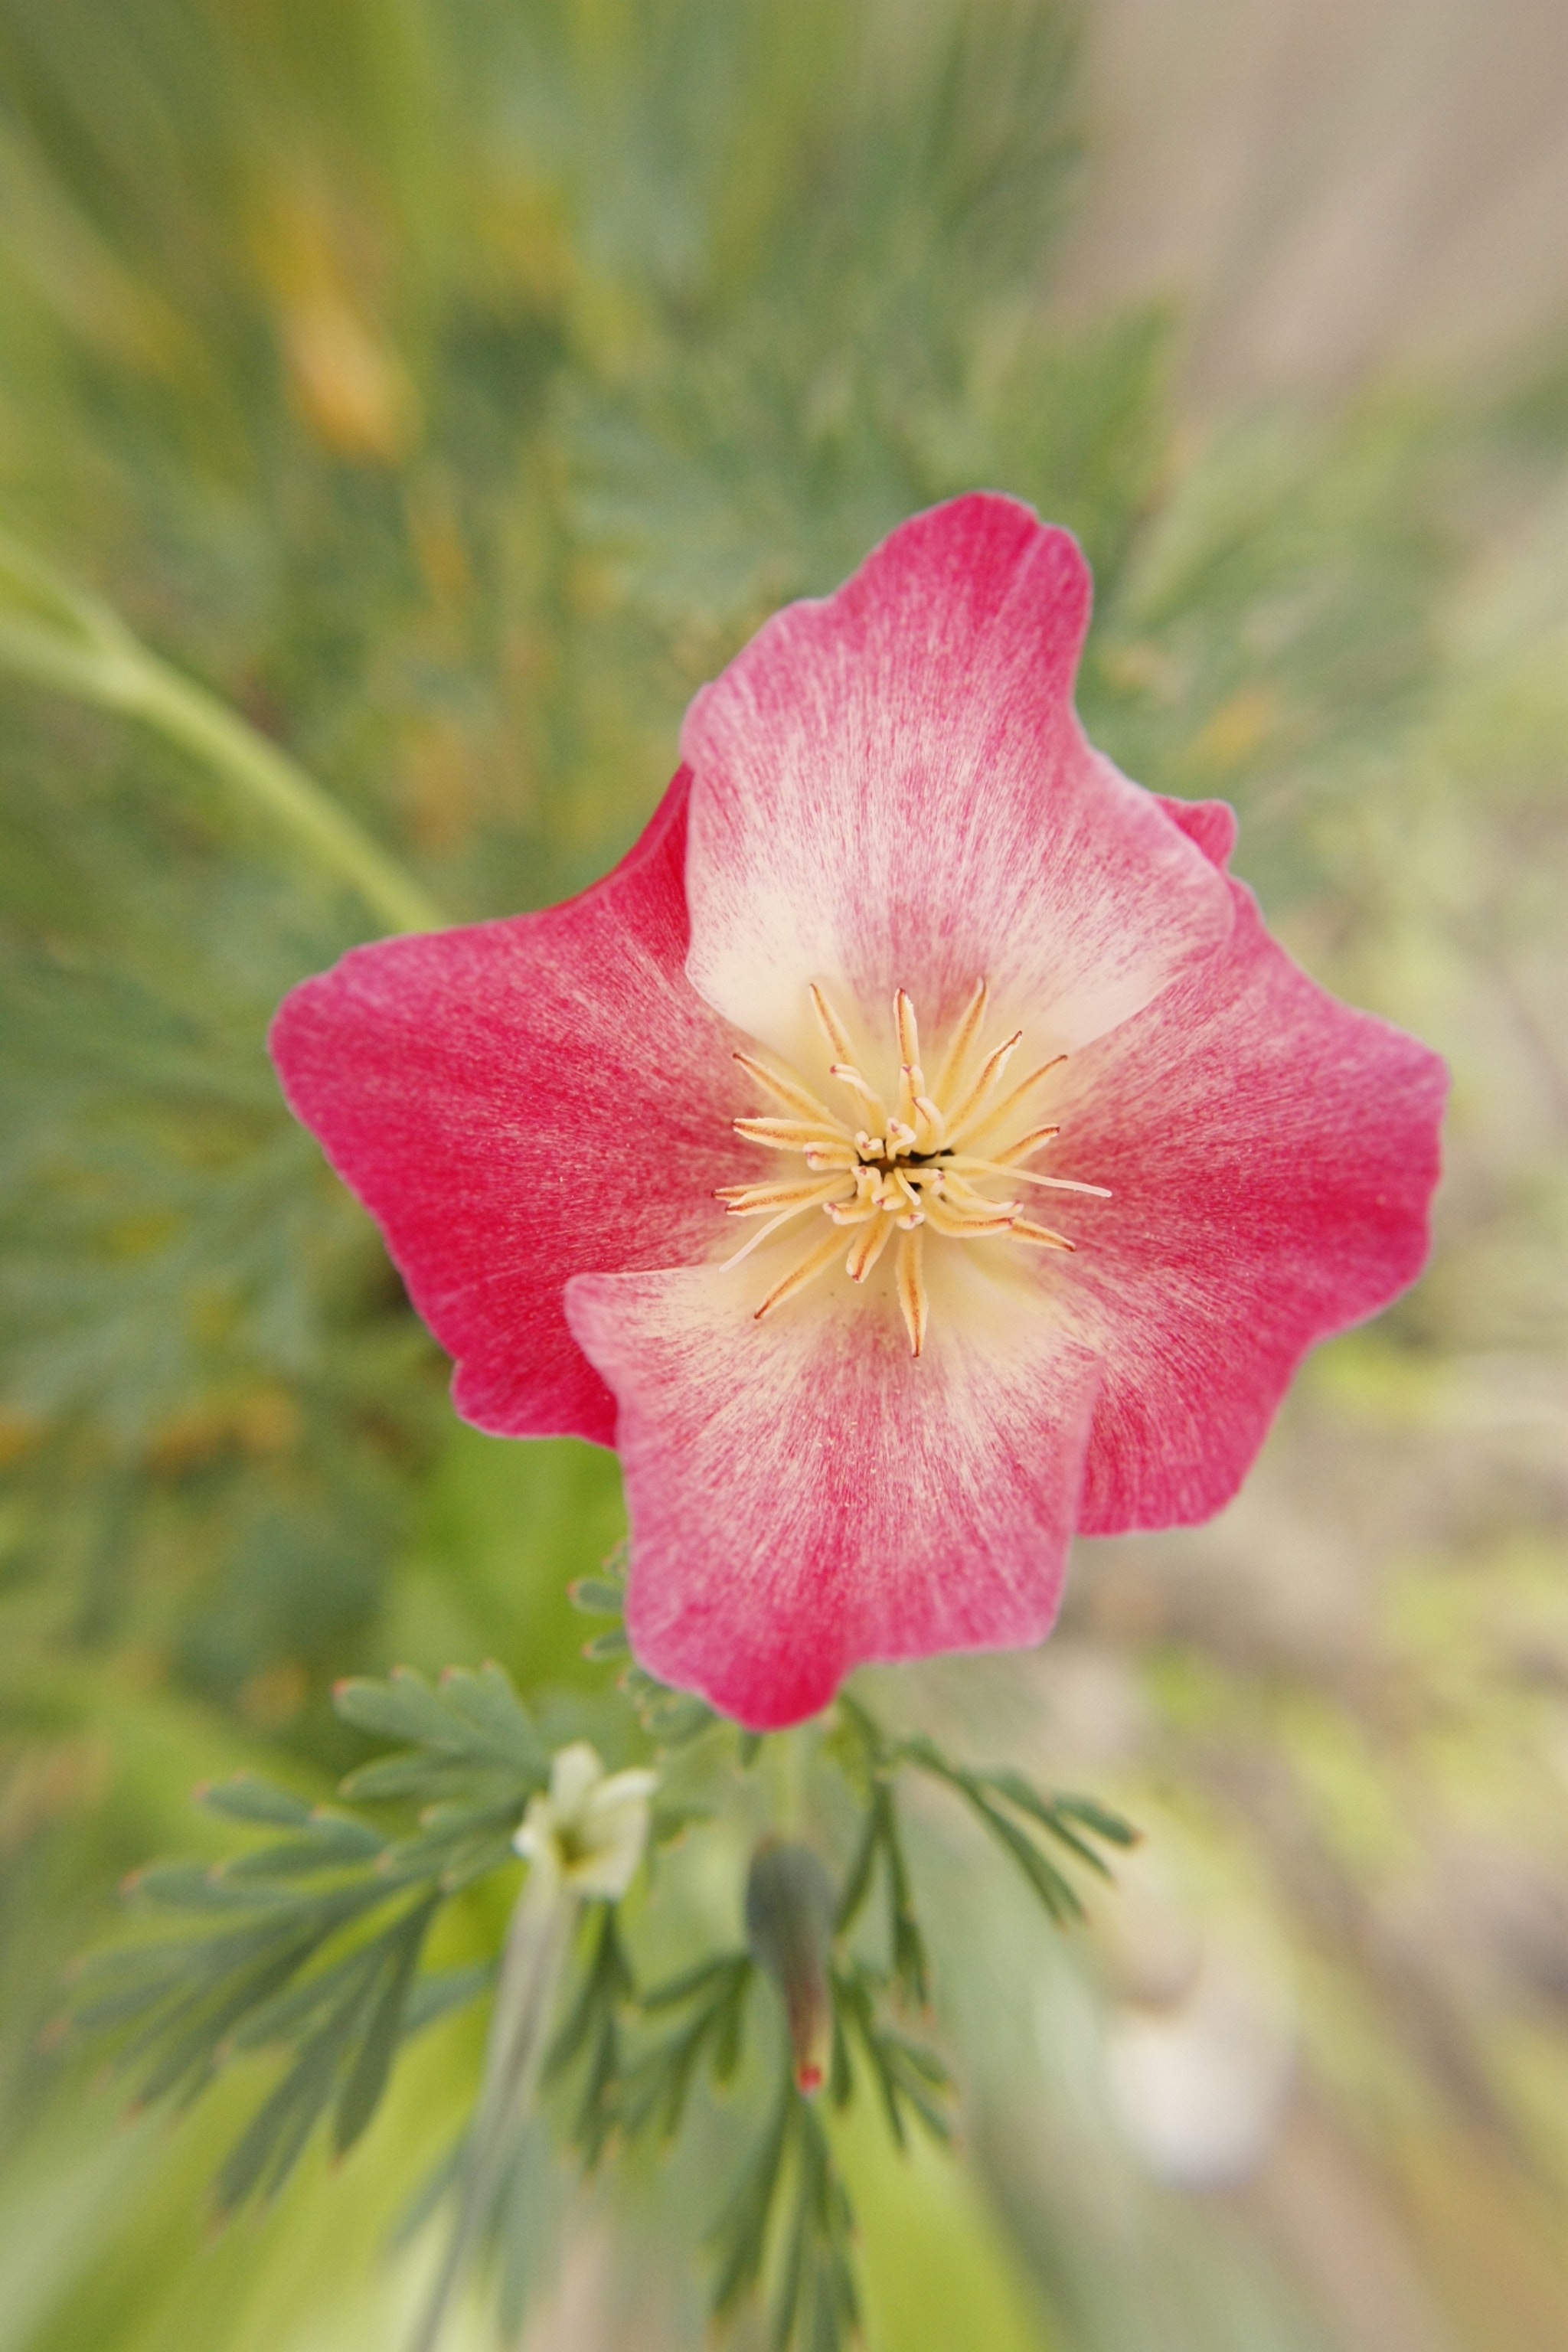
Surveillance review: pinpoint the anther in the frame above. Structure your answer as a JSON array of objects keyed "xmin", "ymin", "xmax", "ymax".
[{"xmin": 723, "ymin": 982, "xmax": 1098, "ymax": 1345}]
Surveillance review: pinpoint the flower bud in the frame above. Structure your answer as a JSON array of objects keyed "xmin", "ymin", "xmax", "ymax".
[
  {"xmin": 744, "ymin": 1839, "xmax": 837, "ymax": 2093},
  {"xmin": 514, "ymin": 1741, "xmax": 657, "ymax": 1900}
]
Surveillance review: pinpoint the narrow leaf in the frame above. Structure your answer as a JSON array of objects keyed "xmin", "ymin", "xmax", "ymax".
[
  {"xmin": 130, "ymin": 1933, "xmax": 322, "ymax": 2108},
  {"xmin": 972, "ymin": 1798, "xmax": 1083, "ymax": 1923},
  {"xmin": 230, "ymin": 1925, "xmax": 410, "ymax": 2051},
  {"xmin": 771, "ymin": 2159, "xmax": 812, "ymax": 2352},
  {"xmin": 711, "ymin": 2082, "xmax": 795, "ymax": 2314},
  {"xmin": 402, "ymin": 1962, "xmax": 495, "ymax": 2037},
  {"xmin": 436, "ymin": 1831, "xmax": 521, "ymax": 1893},
  {"xmin": 197, "ymin": 1775, "xmax": 316, "ymax": 1828},
  {"xmin": 332, "ymin": 1669, "xmax": 466, "ymax": 1752},
  {"xmin": 1053, "ymin": 1792, "xmax": 1141, "ymax": 1847},
  {"xmin": 68, "ymin": 1977, "xmax": 177, "ymax": 2034},
  {"xmin": 835, "ymin": 1788, "xmax": 885, "ymax": 1936},
  {"xmin": 335, "ymin": 1898, "xmax": 437, "ymax": 2154},
  {"xmin": 568, "ymin": 1579, "xmax": 626, "ymax": 1617},
  {"xmin": 375, "ymin": 1825, "xmax": 515, "ymax": 1889},
  {"xmin": 640, "ymin": 1952, "xmax": 749, "ymax": 2011},
  {"xmin": 414, "ymin": 1797, "xmax": 522, "ymax": 1841},
  {"xmin": 712, "ymin": 1974, "xmax": 750, "ymax": 2085},
  {"xmin": 215, "ymin": 1959, "xmax": 383, "ymax": 2211},
  {"xmin": 982, "ymin": 1770, "xmax": 1115, "ymax": 1876},
  {"xmin": 338, "ymin": 1754, "xmax": 482, "ymax": 1803},
  {"xmin": 436, "ymin": 1664, "xmax": 548, "ymax": 1778},
  {"xmin": 224, "ymin": 1818, "xmax": 385, "ymax": 1879},
  {"xmin": 127, "ymin": 1864, "xmax": 286, "ymax": 1912}
]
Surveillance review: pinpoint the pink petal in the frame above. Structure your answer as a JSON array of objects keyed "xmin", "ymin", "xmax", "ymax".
[
  {"xmin": 1155, "ymin": 792, "xmax": 1238, "ymax": 871},
  {"xmin": 270, "ymin": 771, "xmax": 750, "ymax": 1445},
  {"xmin": 566, "ymin": 1264, "xmax": 1102, "ymax": 1729},
  {"xmin": 1045, "ymin": 878, "xmax": 1448, "ymax": 1532},
  {"xmin": 680, "ymin": 493, "xmax": 1234, "ymax": 1059}
]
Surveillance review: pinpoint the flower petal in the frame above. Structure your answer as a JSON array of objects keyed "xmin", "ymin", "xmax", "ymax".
[
  {"xmin": 1046, "ymin": 878, "xmax": 1448, "ymax": 1531},
  {"xmin": 1155, "ymin": 792, "xmax": 1238, "ymax": 871},
  {"xmin": 269, "ymin": 770, "xmax": 747, "ymax": 1445},
  {"xmin": 565, "ymin": 1261, "xmax": 1102, "ymax": 1729},
  {"xmin": 680, "ymin": 493, "xmax": 1233, "ymax": 1061}
]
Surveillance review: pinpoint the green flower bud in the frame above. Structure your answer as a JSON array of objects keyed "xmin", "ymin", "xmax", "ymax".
[{"xmin": 744, "ymin": 1839, "xmax": 838, "ymax": 2094}]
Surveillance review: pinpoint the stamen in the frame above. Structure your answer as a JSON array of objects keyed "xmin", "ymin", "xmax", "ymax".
[
  {"xmin": 921, "ymin": 1194, "xmax": 1018, "ymax": 1239},
  {"xmin": 947, "ymin": 1157, "xmax": 1112, "ymax": 1200},
  {"xmin": 723, "ymin": 982, "xmax": 1099, "ymax": 1342},
  {"xmin": 826, "ymin": 1193, "xmax": 881, "ymax": 1224},
  {"xmin": 735, "ymin": 1116, "xmax": 847, "ymax": 1152},
  {"xmin": 809, "ymin": 982, "xmax": 858, "ymax": 1063},
  {"xmin": 754, "ymin": 1224, "xmax": 848, "ymax": 1321},
  {"xmin": 717, "ymin": 1176, "xmax": 851, "ymax": 1211},
  {"xmin": 846, "ymin": 1215, "xmax": 893, "ymax": 1283},
  {"xmin": 1011, "ymin": 1218, "xmax": 1076, "ymax": 1252},
  {"xmin": 896, "ymin": 1226, "xmax": 928, "ymax": 1357},
  {"xmin": 935, "ymin": 1172, "xmax": 1022, "ymax": 1217},
  {"xmin": 986, "ymin": 1122, "xmax": 1061, "ymax": 1165},
  {"xmin": 956, "ymin": 1057, "xmax": 1067, "ymax": 1152},
  {"xmin": 732, "ymin": 1051, "xmax": 846, "ymax": 1129},
  {"xmin": 895, "ymin": 988, "xmax": 921, "ymax": 1071},
  {"xmin": 720, "ymin": 1184, "xmax": 843, "ymax": 1270},
  {"xmin": 944, "ymin": 1030, "xmax": 1024, "ymax": 1142},
  {"xmin": 889, "ymin": 1171, "xmax": 923, "ymax": 1217},
  {"xmin": 913, "ymin": 1094, "xmax": 946, "ymax": 1150},
  {"xmin": 830, "ymin": 1063, "xmax": 891, "ymax": 1130},
  {"xmin": 933, "ymin": 979, "xmax": 988, "ymax": 1101}
]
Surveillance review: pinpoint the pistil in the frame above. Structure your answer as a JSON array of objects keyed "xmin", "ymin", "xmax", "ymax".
[{"xmin": 719, "ymin": 984, "xmax": 1110, "ymax": 1357}]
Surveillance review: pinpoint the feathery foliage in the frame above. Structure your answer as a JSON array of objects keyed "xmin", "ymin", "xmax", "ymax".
[
  {"xmin": 65, "ymin": 1640, "xmax": 1125, "ymax": 2350},
  {"xmin": 2, "ymin": 2, "xmax": 1568, "ymax": 2348}
]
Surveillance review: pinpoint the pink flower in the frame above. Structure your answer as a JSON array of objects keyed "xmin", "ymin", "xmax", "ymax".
[{"xmin": 270, "ymin": 495, "xmax": 1446, "ymax": 1730}]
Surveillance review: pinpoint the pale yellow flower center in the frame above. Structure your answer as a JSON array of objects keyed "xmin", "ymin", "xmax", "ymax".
[
  {"xmin": 514, "ymin": 1742, "xmax": 658, "ymax": 1900},
  {"xmin": 720, "ymin": 980, "xmax": 1109, "ymax": 1357}
]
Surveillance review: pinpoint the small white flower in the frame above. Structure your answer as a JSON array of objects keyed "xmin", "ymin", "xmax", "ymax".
[{"xmin": 514, "ymin": 1740, "xmax": 657, "ymax": 1900}]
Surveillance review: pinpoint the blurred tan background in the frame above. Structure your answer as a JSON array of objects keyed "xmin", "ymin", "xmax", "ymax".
[{"xmin": 1057, "ymin": 0, "xmax": 1568, "ymax": 407}]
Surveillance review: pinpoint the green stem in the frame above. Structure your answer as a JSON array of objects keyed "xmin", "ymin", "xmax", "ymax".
[
  {"xmin": 772, "ymin": 1722, "xmax": 815, "ymax": 1838},
  {"xmin": 0, "ymin": 532, "xmax": 444, "ymax": 936},
  {"xmin": 118, "ymin": 650, "xmax": 445, "ymax": 935},
  {"xmin": 407, "ymin": 1870, "xmax": 576, "ymax": 2352}
]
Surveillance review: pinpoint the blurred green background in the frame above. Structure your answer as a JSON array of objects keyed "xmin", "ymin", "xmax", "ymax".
[{"xmin": 2, "ymin": 2, "xmax": 1566, "ymax": 2347}]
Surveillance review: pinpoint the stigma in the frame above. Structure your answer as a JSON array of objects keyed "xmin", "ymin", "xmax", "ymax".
[{"xmin": 717, "ymin": 982, "xmax": 1109, "ymax": 1357}]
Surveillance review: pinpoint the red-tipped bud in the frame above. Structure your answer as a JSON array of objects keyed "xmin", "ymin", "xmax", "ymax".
[{"xmin": 744, "ymin": 1839, "xmax": 837, "ymax": 2097}]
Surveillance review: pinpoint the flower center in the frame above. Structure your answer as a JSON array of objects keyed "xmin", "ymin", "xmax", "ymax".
[{"xmin": 718, "ymin": 981, "xmax": 1109, "ymax": 1357}]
